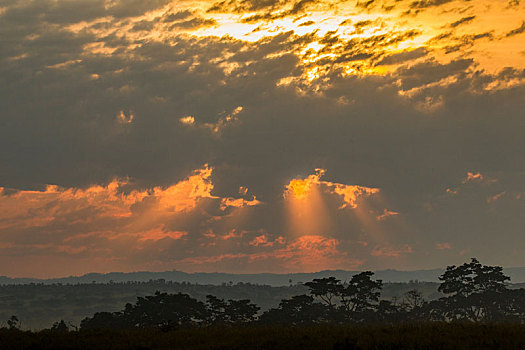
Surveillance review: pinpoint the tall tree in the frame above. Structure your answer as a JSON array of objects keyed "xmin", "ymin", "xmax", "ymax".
[
  {"xmin": 260, "ymin": 295, "xmax": 327, "ymax": 325},
  {"xmin": 436, "ymin": 258, "xmax": 510, "ymax": 322},
  {"xmin": 340, "ymin": 272, "xmax": 382, "ymax": 313},
  {"xmin": 305, "ymin": 277, "xmax": 342, "ymax": 307}
]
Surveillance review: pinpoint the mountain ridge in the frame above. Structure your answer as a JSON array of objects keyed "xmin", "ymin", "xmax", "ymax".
[{"xmin": 2, "ymin": 267, "xmax": 525, "ymax": 286}]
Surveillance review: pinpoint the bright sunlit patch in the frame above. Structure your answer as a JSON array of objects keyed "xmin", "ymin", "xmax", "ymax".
[
  {"xmin": 284, "ymin": 169, "xmax": 325, "ymax": 200},
  {"xmin": 220, "ymin": 196, "xmax": 262, "ymax": 210},
  {"xmin": 117, "ymin": 110, "xmax": 134, "ymax": 124},
  {"xmin": 283, "ymin": 168, "xmax": 381, "ymax": 237},
  {"xmin": 155, "ymin": 165, "xmax": 215, "ymax": 212},
  {"xmin": 284, "ymin": 168, "xmax": 380, "ymax": 207},
  {"xmin": 52, "ymin": 0, "xmax": 525, "ymax": 93},
  {"xmin": 179, "ymin": 116, "xmax": 195, "ymax": 126}
]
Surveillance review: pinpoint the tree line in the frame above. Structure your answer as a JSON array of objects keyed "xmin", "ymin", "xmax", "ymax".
[{"xmin": 74, "ymin": 259, "xmax": 525, "ymax": 330}]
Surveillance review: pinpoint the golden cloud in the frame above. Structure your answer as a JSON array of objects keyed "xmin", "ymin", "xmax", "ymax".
[{"xmin": 284, "ymin": 168, "xmax": 379, "ymax": 208}]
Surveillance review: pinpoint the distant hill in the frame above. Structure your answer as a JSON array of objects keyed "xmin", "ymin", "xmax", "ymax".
[{"xmin": 1, "ymin": 267, "xmax": 525, "ymax": 286}]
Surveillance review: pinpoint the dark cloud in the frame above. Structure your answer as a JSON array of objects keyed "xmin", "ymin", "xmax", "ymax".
[
  {"xmin": 396, "ymin": 58, "xmax": 473, "ymax": 90},
  {"xmin": 162, "ymin": 10, "xmax": 193, "ymax": 22},
  {"xmin": 169, "ymin": 17, "xmax": 216, "ymax": 29},
  {"xmin": 449, "ymin": 15, "xmax": 476, "ymax": 28},
  {"xmin": 132, "ymin": 10, "xmax": 217, "ymax": 32},
  {"xmin": 409, "ymin": 0, "xmax": 456, "ymax": 9},
  {"xmin": 506, "ymin": 21, "xmax": 525, "ymax": 37},
  {"xmin": 208, "ymin": 0, "xmax": 283, "ymax": 13},
  {"xmin": 375, "ymin": 47, "xmax": 428, "ymax": 65},
  {"xmin": 298, "ymin": 20, "xmax": 315, "ymax": 26},
  {"xmin": 288, "ymin": 0, "xmax": 319, "ymax": 14},
  {"xmin": 1, "ymin": 0, "xmax": 171, "ymax": 25},
  {"xmin": 356, "ymin": 0, "xmax": 377, "ymax": 10},
  {"xmin": 212, "ymin": 0, "xmax": 320, "ymax": 22},
  {"xmin": 441, "ymin": 31, "xmax": 494, "ymax": 54}
]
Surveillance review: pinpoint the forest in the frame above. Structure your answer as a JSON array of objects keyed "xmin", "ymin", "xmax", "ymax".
[
  {"xmin": 1, "ymin": 259, "xmax": 525, "ymax": 349},
  {"xmin": 0, "ymin": 278, "xmax": 445, "ymax": 330}
]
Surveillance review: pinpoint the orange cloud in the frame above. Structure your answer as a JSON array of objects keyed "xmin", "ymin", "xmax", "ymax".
[
  {"xmin": 137, "ymin": 226, "xmax": 188, "ymax": 242},
  {"xmin": 284, "ymin": 168, "xmax": 379, "ymax": 207},
  {"xmin": 283, "ymin": 169, "xmax": 380, "ymax": 237},
  {"xmin": 463, "ymin": 171, "xmax": 484, "ymax": 183},
  {"xmin": 179, "ymin": 115, "xmax": 195, "ymax": 126},
  {"xmin": 376, "ymin": 209, "xmax": 400, "ymax": 221},
  {"xmin": 284, "ymin": 169, "xmax": 324, "ymax": 200},
  {"xmin": 154, "ymin": 165, "xmax": 215, "ymax": 212},
  {"xmin": 487, "ymin": 191, "xmax": 505, "ymax": 203},
  {"xmin": 462, "ymin": 172, "xmax": 498, "ymax": 185},
  {"xmin": 220, "ymin": 230, "xmax": 245, "ymax": 240},
  {"xmin": 175, "ymin": 234, "xmax": 363, "ymax": 273},
  {"xmin": 331, "ymin": 184, "xmax": 380, "ymax": 209},
  {"xmin": 436, "ymin": 242, "xmax": 452, "ymax": 250},
  {"xmin": 205, "ymin": 106, "xmax": 244, "ymax": 133},
  {"xmin": 371, "ymin": 244, "xmax": 413, "ymax": 257},
  {"xmin": 220, "ymin": 196, "xmax": 262, "ymax": 210},
  {"xmin": 0, "ymin": 166, "xmax": 214, "ymax": 247},
  {"xmin": 251, "ymin": 234, "xmax": 363, "ymax": 272},
  {"xmin": 249, "ymin": 234, "xmax": 284, "ymax": 247},
  {"xmin": 117, "ymin": 110, "xmax": 134, "ymax": 124}
]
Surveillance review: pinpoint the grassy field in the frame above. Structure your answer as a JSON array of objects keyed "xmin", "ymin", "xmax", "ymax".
[{"xmin": 0, "ymin": 323, "xmax": 524, "ymax": 349}]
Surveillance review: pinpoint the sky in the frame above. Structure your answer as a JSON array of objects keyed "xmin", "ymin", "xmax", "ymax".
[{"xmin": 0, "ymin": 0, "xmax": 524, "ymax": 278}]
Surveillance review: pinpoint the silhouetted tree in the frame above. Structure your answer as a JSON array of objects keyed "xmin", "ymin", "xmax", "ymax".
[
  {"xmin": 7, "ymin": 315, "xmax": 20, "ymax": 330},
  {"xmin": 81, "ymin": 292, "xmax": 208, "ymax": 330},
  {"xmin": 224, "ymin": 299, "xmax": 260, "ymax": 323},
  {"xmin": 376, "ymin": 300, "xmax": 405, "ymax": 322},
  {"xmin": 501, "ymin": 288, "xmax": 525, "ymax": 322},
  {"xmin": 50, "ymin": 320, "xmax": 69, "ymax": 332},
  {"xmin": 206, "ymin": 295, "xmax": 228, "ymax": 324},
  {"xmin": 260, "ymin": 295, "xmax": 328, "ymax": 325},
  {"xmin": 403, "ymin": 289, "xmax": 424, "ymax": 310},
  {"xmin": 74, "ymin": 262, "xmax": 524, "ymax": 330},
  {"xmin": 434, "ymin": 258, "xmax": 511, "ymax": 322},
  {"xmin": 123, "ymin": 292, "xmax": 208, "ymax": 328},
  {"xmin": 206, "ymin": 295, "xmax": 259, "ymax": 324},
  {"xmin": 80, "ymin": 311, "xmax": 131, "ymax": 330},
  {"xmin": 439, "ymin": 258, "xmax": 509, "ymax": 297},
  {"xmin": 340, "ymin": 272, "xmax": 382, "ymax": 314},
  {"xmin": 305, "ymin": 277, "xmax": 342, "ymax": 307}
]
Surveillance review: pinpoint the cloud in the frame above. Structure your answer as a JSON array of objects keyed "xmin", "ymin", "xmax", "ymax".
[
  {"xmin": 487, "ymin": 191, "xmax": 505, "ymax": 203},
  {"xmin": 117, "ymin": 110, "xmax": 134, "ymax": 124},
  {"xmin": 168, "ymin": 17, "xmax": 216, "ymax": 30},
  {"xmin": 376, "ymin": 209, "xmax": 400, "ymax": 221},
  {"xmin": 376, "ymin": 47, "xmax": 428, "ymax": 66},
  {"xmin": 179, "ymin": 116, "xmax": 195, "ymax": 126},
  {"xmin": 283, "ymin": 169, "xmax": 379, "ymax": 209},
  {"xmin": 409, "ymin": 0, "xmax": 455, "ymax": 9},
  {"xmin": 462, "ymin": 172, "xmax": 498, "ymax": 185},
  {"xmin": 220, "ymin": 196, "xmax": 262, "ymax": 210},
  {"xmin": 449, "ymin": 15, "xmax": 476, "ymax": 28},
  {"xmin": 207, "ymin": 0, "xmax": 283, "ymax": 13},
  {"xmin": 435, "ymin": 242, "xmax": 451, "ymax": 250},
  {"xmin": 506, "ymin": 21, "xmax": 525, "ymax": 37},
  {"xmin": 371, "ymin": 244, "xmax": 413, "ymax": 257},
  {"xmin": 463, "ymin": 172, "xmax": 484, "ymax": 183}
]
